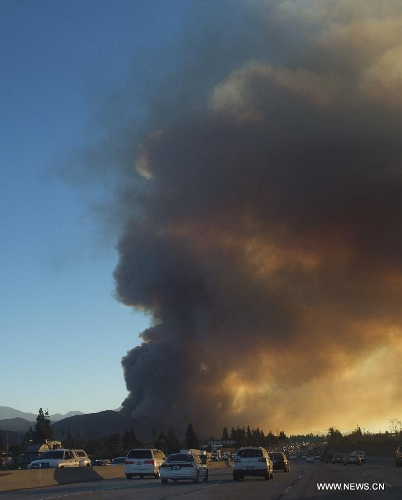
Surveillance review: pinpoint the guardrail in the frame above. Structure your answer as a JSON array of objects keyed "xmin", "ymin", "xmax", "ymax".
[{"xmin": 0, "ymin": 465, "xmax": 126, "ymax": 492}]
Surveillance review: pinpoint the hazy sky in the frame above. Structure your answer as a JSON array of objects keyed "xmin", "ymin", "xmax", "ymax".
[{"xmin": 2, "ymin": 0, "xmax": 401, "ymax": 437}]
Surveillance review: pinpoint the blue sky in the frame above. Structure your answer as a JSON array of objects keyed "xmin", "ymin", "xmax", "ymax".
[{"xmin": 1, "ymin": 0, "xmax": 191, "ymax": 415}]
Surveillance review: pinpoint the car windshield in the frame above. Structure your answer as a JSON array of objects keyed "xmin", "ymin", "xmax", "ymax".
[
  {"xmin": 270, "ymin": 453, "xmax": 282, "ymax": 459},
  {"xmin": 237, "ymin": 449, "xmax": 263, "ymax": 458},
  {"xmin": 40, "ymin": 451, "xmax": 64, "ymax": 459},
  {"xmin": 127, "ymin": 450, "xmax": 152, "ymax": 459},
  {"xmin": 166, "ymin": 454, "xmax": 194, "ymax": 462}
]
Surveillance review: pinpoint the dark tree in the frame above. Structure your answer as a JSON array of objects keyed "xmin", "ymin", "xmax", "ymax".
[
  {"xmin": 23, "ymin": 427, "xmax": 35, "ymax": 445},
  {"xmin": 185, "ymin": 423, "xmax": 199, "ymax": 449},
  {"xmin": 166, "ymin": 428, "xmax": 181, "ymax": 455},
  {"xmin": 327, "ymin": 427, "xmax": 343, "ymax": 447},
  {"xmin": 34, "ymin": 408, "xmax": 53, "ymax": 442},
  {"xmin": 221, "ymin": 427, "xmax": 229, "ymax": 441},
  {"xmin": 123, "ymin": 428, "xmax": 138, "ymax": 451},
  {"xmin": 279, "ymin": 430, "xmax": 287, "ymax": 441},
  {"xmin": 155, "ymin": 432, "xmax": 167, "ymax": 454}
]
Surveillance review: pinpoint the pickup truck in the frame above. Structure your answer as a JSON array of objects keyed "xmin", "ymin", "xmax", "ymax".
[{"xmin": 28, "ymin": 449, "xmax": 90, "ymax": 469}]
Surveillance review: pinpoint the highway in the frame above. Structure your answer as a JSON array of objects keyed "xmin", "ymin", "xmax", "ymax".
[{"xmin": 1, "ymin": 459, "xmax": 400, "ymax": 500}]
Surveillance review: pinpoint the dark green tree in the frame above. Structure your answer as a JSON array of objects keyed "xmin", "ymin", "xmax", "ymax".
[
  {"xmin": 221, "ymin": 427, "xmax": 229, "ymax": 441},
  {"xmin": 166, "ymin": 428, "xmax": 181, "ymax": 455},
  {"xmin": 106, "ymin": 433, "xmax": 124, "ymax": 457},
  {"xmin": 34, "ymin": 408, "xmax": 53, "ymax": 441},
  {"xmin": 23, "ymin": 427, "xmax": 35, "ymax": 445},
  {"xmin": 185, "ymin": 423, "xmax": 199, "ymax": 449},
  {"xmin": 122, "ymin": 428, "xmax": 138, "ymax": 451},
  {"xmin": 279, "ymin": 430, "xmax": 287, "ymax": 441},
  {"xmin": 327, "ymin": 427, "xmax": 343, "ymax": 447}
]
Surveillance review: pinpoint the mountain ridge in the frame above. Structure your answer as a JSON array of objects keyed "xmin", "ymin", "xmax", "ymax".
[
  {"xmin": 0, "ymin": 407, "xmax": 185, "ymax": 445},
  {"xmin": 0, "ymin": 406, "xmax": 84, "ymax": 422}
]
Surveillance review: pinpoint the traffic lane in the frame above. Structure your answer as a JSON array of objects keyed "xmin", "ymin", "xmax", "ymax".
[
  {"xmin": 358, "ymin": 460, "xmax": 402, "ymax": 488},
  {"xmin": 284, "ymin": 461, "xmax": 402, "ymax": 500},
  {"xmin": 0, "ymin": 462, "xmax": 304, "ymax": 500}
]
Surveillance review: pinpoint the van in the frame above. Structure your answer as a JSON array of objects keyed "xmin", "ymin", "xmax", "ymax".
[{"xmin": 124, "ymin": 448, "xmax": 166, "ymax": 479}]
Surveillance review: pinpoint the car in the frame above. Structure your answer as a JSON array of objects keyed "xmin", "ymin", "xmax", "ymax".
[
  {"xmin": 353, "ymin": 450, "xmax": 365, "ymax": 463},
  {"xmin": 92, "ymin": 459, "xmax": 110, "ymax": 466},
  {"xmin": 124, "ymin": 448, "xmax": 166, "ymax": 479},
  {"xmin": 289, "ymin": 453, "xmax": 298, "ymax": 460},
  {"xmin": 110, "ymin": 456, "xmax": 126, "ymax": 465},
  {"xmin": 331, "ymin": 453, "xmax": 344, "ymax": 464},
  {"xmin": 160, "ymin": 452, "xmax": 208, "ymax": 484},
  {"xmin": 28, "ymin": 449, "xmax": 90, "ymax": 469},
  {"xmin": 325, "ymin": 452, "xmax": 334, "ymax": 463},
  {"xmin": 395, "ymin": 446, "xmax": 402, "ymax": 467},
  {"xmin": 73, "ymin": 449, "xmax": 91, "ymax": 467},
  {"xmin": 269, "ymin": 452, "xmax": 290, "ymax": 472},
  {"xmin": 305, "ymin": 455, "xmax": 314, "ymax": 463},
  {"xmin": 233, "ymin": 447, "xmax": 274, "ymax": 480},
  {"xmin": 343, "ymin": 453, "xmax": 361, "ymax": 466}
]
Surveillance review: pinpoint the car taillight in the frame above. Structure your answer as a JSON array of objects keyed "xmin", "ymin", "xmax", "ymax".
[
  {"xmin": 144, "ymin": 460, "xmax": 155, "ymax": 464},
  {"xmin": 125, "ymin": 460, "xmax": 133, "ymax": 464},
  {"xmin": 258, "ymin": 458, "xmax": 267, "ymax": 462}
]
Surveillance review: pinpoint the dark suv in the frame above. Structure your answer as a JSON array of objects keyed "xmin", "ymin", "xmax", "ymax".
[
  {"xmin": 395, "ymin": 446, "xmax": 402, "ymax": 467},
  {"xmin": 269, "ymin": 452, "xmax": 290, "ymax": 472}
]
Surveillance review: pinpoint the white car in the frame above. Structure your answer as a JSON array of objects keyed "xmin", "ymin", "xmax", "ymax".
[
  {"xmin": 124, "ymin": 448, "xmax": 166, "ymax": 479},
  {"xmin": 160, "ymin": 452, "xmax": 208, "ymax": 484},
  {"xmin": 28, "ymin": 449, "xmax": 89, "ymax": 469},
  {"xmin": 233, "ymin": 447, "xmax": 274, "ymax": 480}
]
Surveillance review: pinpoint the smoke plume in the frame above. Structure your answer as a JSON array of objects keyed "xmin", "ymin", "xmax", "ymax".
[{"xmin": 107, "ymin": 1, "xmax": 402, "ymax": 435}]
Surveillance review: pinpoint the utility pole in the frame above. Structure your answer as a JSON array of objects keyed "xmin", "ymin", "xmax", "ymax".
[{"xmin": 5, "ymin": 433, "xmax": 8, "ymax": 468}]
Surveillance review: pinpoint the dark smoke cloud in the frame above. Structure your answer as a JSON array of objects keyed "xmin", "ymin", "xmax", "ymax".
[{"xmin": 107, "ymin": 1, "xmax": 402, "ymax": 434}]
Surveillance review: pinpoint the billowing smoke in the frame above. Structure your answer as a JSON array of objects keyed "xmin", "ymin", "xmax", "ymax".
[{"xmin": 108, "ymin": 1, "xmax": 402, "ymax": 435}]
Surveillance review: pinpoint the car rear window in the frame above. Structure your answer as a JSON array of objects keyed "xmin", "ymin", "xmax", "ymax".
[
  {"xmin": 127, "ymin": 449, "xmax": 152, "ymax": 459},
  {"xmin": 270, "ymin": 453, "xmax": 283, "ymax": 459},
  {"xmin": 237, "ymin": 449, "xmax": 263, "ymax": 458}
]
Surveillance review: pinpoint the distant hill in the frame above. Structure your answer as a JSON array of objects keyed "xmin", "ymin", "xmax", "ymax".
[
  {"xmin": 51, "ymin": 410, "xmax": 181, "ymax": 442},
  {"xmin": 0, "ymin": 407, "xmax": 187, "ymax": 445},
  {"xmin": 0, "ymin": 407, "xmax": 37, "ymax": 422},
  {"xmin": 0, "ymin": 417, "xmax": 34, "ymax": 433},
  {"xmin": 0, "ymin": 406, "xmax": 84, "ymax": 423}
]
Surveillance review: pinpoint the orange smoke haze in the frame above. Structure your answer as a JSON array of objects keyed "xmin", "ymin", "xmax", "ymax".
[{"xmin": 83, "ymin": 1, "xmax": 402, "ymax": 436}]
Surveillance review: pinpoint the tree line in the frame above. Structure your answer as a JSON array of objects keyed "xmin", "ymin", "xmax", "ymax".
[{"xmin": 3, "ymin": 409, "xmax": 399, "ymax": 463}]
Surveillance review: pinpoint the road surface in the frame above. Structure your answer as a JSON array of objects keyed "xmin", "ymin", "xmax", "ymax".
[{"xmin": 0, "ymin": 458, "xmax": 400, "ymax": 500}]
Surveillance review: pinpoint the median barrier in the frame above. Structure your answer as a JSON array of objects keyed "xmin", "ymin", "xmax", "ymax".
[{"xmin": 0, "ymin": 465, "xmax": 125, "ymax": 492}]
